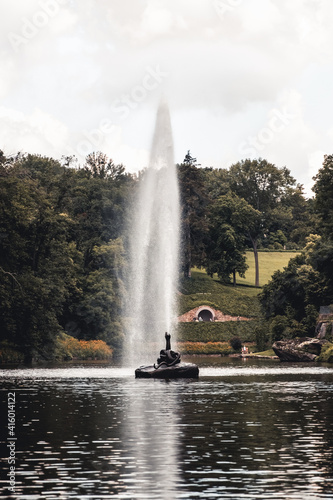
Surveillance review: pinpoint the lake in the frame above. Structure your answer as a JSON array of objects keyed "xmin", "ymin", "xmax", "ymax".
[{"xmin": 1, "ymin": 357, "xmax": 333, "ymax": 499}]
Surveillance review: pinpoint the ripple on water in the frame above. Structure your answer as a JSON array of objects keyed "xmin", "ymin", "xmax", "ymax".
[{"xmin": 1, "ymin": 362, "xmax": 333, "ymax": 499}]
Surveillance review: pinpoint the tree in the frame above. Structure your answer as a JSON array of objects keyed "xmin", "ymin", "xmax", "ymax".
[
  {"xmin": 183, "ymin": 150, "xmax": 200, "ymax": 167},
  {"xmin": 178, "ymin": 152, "xmax": 210, "ymax": 277},
  {"xmin": 206, "ymin": 193, "xmax": 260, "ymax": 285},
  {"xmin": 83, "ymin": 151, "xmax": 127, "ymax": 180},
  {"xmin": 258, "ymin": 234, "xmax": 332, "ymax": 338},
  {"xmin": 0, "ymin": 159, "xmax": 79, "ymax": 361},
  {"xmin": 276, "ymin": 183, "xmax": 317, "ymax": 249},
  {"xmin": 228, "ymin": 158, "xmax": 296, "ymax": 286},
  {"xmin": 305, "ymin": 235, "xmax": 333, "ymax": 302},
  {"xmin": 312, "ymin": 154, "xmax": 333, "ymax": 237},
  {"xmin": 69, "ymin": 239, "xmax": 126, "ymax": 349},
  {"xmin": 201, "ymin": 167, "xmax": 230, "ymax": 199},
  {"xmin": 259, "ymin": 255, "xmax": 324, "ymax": 337},
  {"xmin": 0, "ymin": 151, "xmax": 134, "ymax": 359}
]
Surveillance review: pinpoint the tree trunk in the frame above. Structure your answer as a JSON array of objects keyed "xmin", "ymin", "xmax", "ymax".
[
  {"xmin": 233, "ymin": 269, "xmax": 236, "ymax": 286},
  {"xmin": 184, "ymin": 219, "xmax": 192, "ymax": 278},
  {"xmin": 249, "ymin": 233, "xmax": 259, "ymax": 287}
]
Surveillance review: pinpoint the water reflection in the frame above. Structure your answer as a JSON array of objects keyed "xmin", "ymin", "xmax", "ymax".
[
  {"xmin": 0, "ymin": 361, "xmax": 333, "ymax": 499},
  {"xmin": 120, "ymin": 380, "xmax": 181, "ymax": 499}
]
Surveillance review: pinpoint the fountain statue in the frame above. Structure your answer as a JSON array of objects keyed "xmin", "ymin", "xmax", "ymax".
[
  {"xmin": 135, "ymin": 332, "xmax": 199, "ymax": 379},
  {"xmin": 125, "ymin": 99, "xmax": 199, "ymax": 378}
]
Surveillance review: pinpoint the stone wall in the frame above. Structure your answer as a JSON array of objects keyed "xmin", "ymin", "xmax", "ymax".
[{"xmin": 316, "ymin": 305, "xmax": 333, "ymax": 339}]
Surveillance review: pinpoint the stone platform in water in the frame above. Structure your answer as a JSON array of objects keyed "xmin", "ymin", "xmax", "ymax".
[{"xmin": 135, "ymin": 362, "xmax": 199, "ymax": 379}]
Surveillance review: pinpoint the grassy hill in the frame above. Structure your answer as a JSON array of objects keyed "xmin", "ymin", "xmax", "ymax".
[
  {"xmin": 177, "ymin": 251, "xmax": 299, "ymax": 346},
  {"xmin": 236, "ymin": 251, "xmax": 300, "ymax": 287}
]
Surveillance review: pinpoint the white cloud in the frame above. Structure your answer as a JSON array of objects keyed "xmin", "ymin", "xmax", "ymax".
[
  {"xmin": 0, "ymin": 106, "xmax": 68, "ymax": 157},
  {"xmin": 306, "ymin": 150, "xmax": 325, "ymax": 194},
  {"xmin": 0, "ymin": 0, "xmax": 333, "ymax": 193}
]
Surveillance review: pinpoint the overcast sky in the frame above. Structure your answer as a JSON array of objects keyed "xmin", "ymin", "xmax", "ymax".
[{"xmin": 1, "ymin": 0, "xmax": 333, "ymax": 195}]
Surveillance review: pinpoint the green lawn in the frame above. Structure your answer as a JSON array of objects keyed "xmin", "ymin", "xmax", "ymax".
[
  {"xmin": 236, "ymin": 251, "xmax": 300, "ymax": 287},
  {"xmin": 179, "ymin": 269, "xmax": 259, "ymax": 316},
  {"xmin": 177, "ymin": 251, "xmax": 301, "ymax": 345}
]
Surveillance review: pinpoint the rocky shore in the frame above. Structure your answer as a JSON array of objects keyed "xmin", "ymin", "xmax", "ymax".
[{"xmin": 272, "ymin": 337, "xmax": 327, "ymax": 362}]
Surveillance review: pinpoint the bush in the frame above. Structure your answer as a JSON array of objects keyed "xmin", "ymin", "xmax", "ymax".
[
  {"xmin": 316, "ymin": 342, "xmax": 333, "ymax": 363},
  {"xmin": 0, "ymin": 343, "xmax": 24, "ymax": 364},
  {"xmin": 55, "ymin": 333, "xmax": 113, "ymax": 360},
  {"xmin": 229, "ymin": 336, "xmax": 242, "ymax": 351},
  {"xmin": 254, "ymin": 322, "xmax": 269, "ymax": 352},
  {"xmin": 270, "ymin": 315, "xmax": 289, "ymax": 342}
]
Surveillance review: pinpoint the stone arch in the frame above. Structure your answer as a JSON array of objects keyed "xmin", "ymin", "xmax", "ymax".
[{"xmin": 196, "ymin": 306, "xmax": 215, "ymax": 322}]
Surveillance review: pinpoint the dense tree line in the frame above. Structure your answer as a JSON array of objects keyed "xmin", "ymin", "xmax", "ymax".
[
  {"xmin": 0, "ymin": 151, "xmax": 134, "ymax": 361},
  {"xmin": 178, "ymin": 152, "xmax": 332, "ymax": 340},
  {"xmin": 178, "ymin": 154, "xmax": 318, "ymax": 285},
  {"xmin": 0, "ymin": 148, "xmax": 331, "ymax": 360}
]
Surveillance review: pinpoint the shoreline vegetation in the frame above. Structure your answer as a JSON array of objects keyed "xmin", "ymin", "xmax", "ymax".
[
  {"xmin": 2, "ymin": 255, "xmax": 333, "ymax": 364},
  {"xmin": 0, "ymin": 341, "xmax": 276, "ymax": 365},
  {"xmin": 0, "ymin": 334, "xmax": 113, "ymax": 364},
  {"xmin": 2, "ymin": 153, "xmax": 333, "ymax": 366},
  {"xmin": 2, "ymin": 337, "xmax": 333, "ymax": 364},
  {"xmin": 0, "ymin": 253, "xmax": 295, "ymax": 365}
]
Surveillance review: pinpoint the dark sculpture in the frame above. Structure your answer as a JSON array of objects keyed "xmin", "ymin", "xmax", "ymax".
[
  {"xmin": 135, "ymin": 332, "xmax": 199, "ymax": 379},
  {"xmin": 154, "ymin": 332, "xmax": 181, "ymax": 368}
]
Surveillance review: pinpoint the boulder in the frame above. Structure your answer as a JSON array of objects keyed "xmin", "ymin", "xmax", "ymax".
[{"xmin": 272, "ymin": 337, "xmax": 327, "ymax": 362}]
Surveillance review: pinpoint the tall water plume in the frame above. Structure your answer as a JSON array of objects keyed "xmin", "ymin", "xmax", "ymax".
[{"xmin": 125, "ymin": 101, "xmax": 180, "ymax": 366}]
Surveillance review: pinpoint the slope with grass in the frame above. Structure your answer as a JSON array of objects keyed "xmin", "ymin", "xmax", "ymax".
[
  {"xmin": 177, "ymin": 251, "xmax": 299, "ymax": 348},
  {"xmin": 237, "ymin": 251, "xmax": 300, "ymax": 287},
  {"xmin": 177, "ymin": 270, "xmax": 260, "ymax": 344}
]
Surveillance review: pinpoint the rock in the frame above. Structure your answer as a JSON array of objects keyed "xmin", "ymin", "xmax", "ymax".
[
  {"xmin": 272, "ymin": 337, "xmax": 327, "ymax": 362},
  {"xmin": 316, "ymin": 305, "xmax": 333, "ymax": 339}
]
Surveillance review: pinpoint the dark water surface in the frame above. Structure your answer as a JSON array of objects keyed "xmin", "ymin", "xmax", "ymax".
[{"xmin": 1, "ymin": 358, "xmax": 333, "ymax": 499}]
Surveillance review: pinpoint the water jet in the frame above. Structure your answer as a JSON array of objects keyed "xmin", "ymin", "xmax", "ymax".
[{"xmin": 125, "ymin": 100, "xmax": 199, "ymax": 378}]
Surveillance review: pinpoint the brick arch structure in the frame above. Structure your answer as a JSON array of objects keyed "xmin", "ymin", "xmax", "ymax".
[
  {"xmin": 196, "ymin": 306, "xmax": 215, "ymax": 322},
  {"xmin": 177, "ymin": 305, "xmax": 251, "ymax": 323}
]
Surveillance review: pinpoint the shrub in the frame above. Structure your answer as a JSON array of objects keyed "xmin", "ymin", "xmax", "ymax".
[
  {"xmin": 55, "ymin": 333, "xmax": 113, "ymax": 361},
  {"xmin": 254, "ymin": 322, "xmax": 269, "ymax": 352},
  {"xmin": 270, "ymin": 315, "xmax": 289, "ymax": 342},
  {"xmin": 0, "ymin": 343, "xmax": 24, "ymax": 364},
  {"xmin": 229, "ymin": 336, "xmax": 242, "ymax": 351},
  {"xmin": 316, "ymin": 342, "xmax": 333, "ymax": 363}
]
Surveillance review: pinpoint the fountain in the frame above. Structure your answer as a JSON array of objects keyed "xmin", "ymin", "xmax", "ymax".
[
  {"xmin": 125, "ymin": 100, "xmax": 199, "ymax": 378},
  {"xmin": 135, "ymin": 331, "xmax": 199, "ymax": 379}
]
